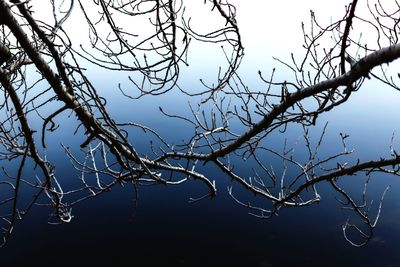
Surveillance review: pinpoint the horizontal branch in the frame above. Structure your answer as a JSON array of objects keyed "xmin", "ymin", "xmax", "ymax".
[
  {"xmin": 208, "ymin": 44, "xmax": 400, "ymax": 159},
  {"xmin": 282, "ymin": 155, "xmax": 400, "ymax": 203}
]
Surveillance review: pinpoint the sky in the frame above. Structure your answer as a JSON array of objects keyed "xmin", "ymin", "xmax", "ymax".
[
  {"xmin": 23, "ymin": 0, "xmax": 400, "ymax": 111},
  {"xmin": 26, "ymin": 0, "xmax": 399, "ymax": 61},
  {"xmin": 25, "ymin": 0, "xmax": 390, "ymax": 86},
  {"xmin": 231, "ymin": 0, "xmax": 349, "ymax": 53},
  {"xmin": 27, "ymin": 0, "xmax": 351, "ymax": 58},
  {"xmin": 26, "ymin": 0, "xmax": 400, "ymax": 109}
]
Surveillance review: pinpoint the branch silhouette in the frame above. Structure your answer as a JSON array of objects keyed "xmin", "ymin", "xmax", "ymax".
[{"xmin": 0, "ymin": 0, "xmax": 399, "ymax": 247}]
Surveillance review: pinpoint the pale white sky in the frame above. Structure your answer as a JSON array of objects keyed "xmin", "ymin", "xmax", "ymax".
[
  {"xmin": 25, "ymin": 0, "xmax": 398, "ymax": 88},
  {"xmin": 28, "ymin": 0, "xmax": 351, "ymax": 55},
  {"xmin": 232, "ymin": 0, "xmax": 349, "ymax": 51}
]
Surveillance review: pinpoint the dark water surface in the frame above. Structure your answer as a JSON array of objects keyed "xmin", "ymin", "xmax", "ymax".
[{"xmin": 1, "ymin": 182, "xmax": 399, "ymax": 267}]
